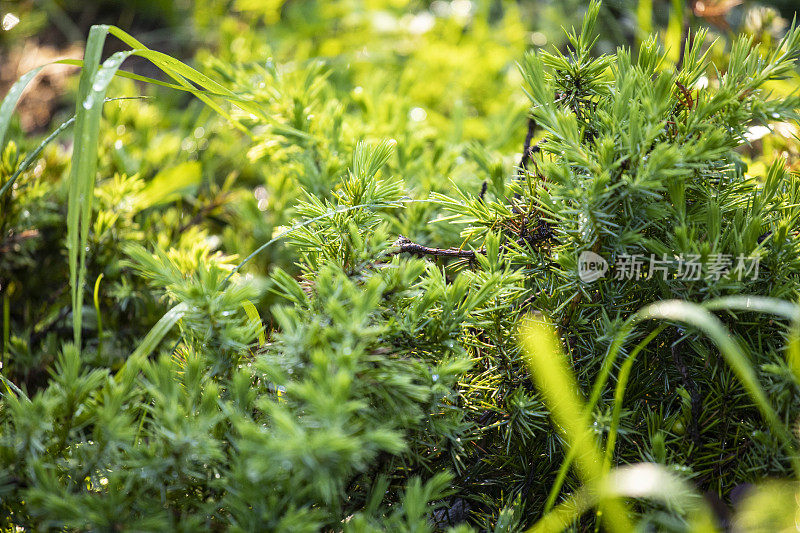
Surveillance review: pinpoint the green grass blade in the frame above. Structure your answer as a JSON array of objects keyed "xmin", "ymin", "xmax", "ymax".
[
  {"xmin": 544, "ymin": 317, "xmax": 640, "ymax": 511},
  {"xmin": 603, "ymin": 324, "xmax": 667, "ymax": 472},
  {"xmin": 6, "ymin": 24, "xmax": 301, "ymax": 350},
  {"xmin": 638, "ymin": 300, "xmax": 800, "ymax": 475},
  {"xmin": 520, "ymin": 317, "xmax": 633, "ymax": 533},
  {"xmin": 56, "ymin": 59, "xmax": 252, "ymax": 101},
  {"xmin": 242, "ymin": 300, "xmax": 266, "ymax": 346},
  {"xmin": 134, "ymin": 161, "xmax": 201, "ymax": 212},
  {"xmin": 789, "ymin": 320, "xmax": 800, "ymax": 385},
  {"xmin": 0, "ymin": 66, "xmax": 45, "ymax": 148},
  {"xmin": 0, "ymin": 116, "xmax": 75, "ymax": 199},
  {"xmin": 106, "ymin": 26, "xmax": 266, "ymax": 136},
  {"xmin": 64, "ymin": 23, "xmax": 264, "ymax": 347},
  {"xmin": 67, "ymin": 24, "xmax": 110, "ymax": 347},
  {"xmin": 546, "ymin": 295, "xmax": 800, "ymax": 510},
  {"xmin": 531, "ymin": 464, "xmax": 717, "ymax": 533},
  {"xmin": 0, "ymin": 97, "xmax": 143, "ymax": 200},
  {"xmin": 129, "ymin": 302, "xmax": 188, "ymax": 361},
  {"xmin": 702, "ymin": 295, "xmax": 800, "ymax": 321},
  {"xmin": 107, "ymin": 27, "xmax": 263, "ymax": 112},
  {"xmin": 93, "ymin": 274, "xmax": 104, "ymax": 359}
]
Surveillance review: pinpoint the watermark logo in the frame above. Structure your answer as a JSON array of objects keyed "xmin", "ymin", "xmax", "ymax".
[
  {"xmin": 578, "ymin": 251, "xmax": 609, "ymax": 283},
  {"xmin": 578, "ymin": 252, "xmax": 760, "ymax": 284}
]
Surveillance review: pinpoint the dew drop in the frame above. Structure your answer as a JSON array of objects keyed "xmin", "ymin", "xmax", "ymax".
[
  {"xmin": 2, "ymin": 13, "xmax": 20, "ymax": 31},
  {"xmin": 409, "ymin": 107, "xmax": 427, "ymax": 122}
]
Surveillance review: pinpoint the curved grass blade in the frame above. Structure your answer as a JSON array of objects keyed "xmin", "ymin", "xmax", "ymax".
[
  {"xmin": 0, "ymin": 116, "xmax": 75, "ymax": 199},
  {"xmin": 242, "ymin": 300, "xmax": 266, "ymax": 346},
  {"xmin": 530, "ymin": 463, "xmax": 717, "ymax": 533},
  {"xmin": 602, "ymin": 324, "xmax": 667, "ymax": 472},
  {"xmin": 58, "ymin": 57, "xmax": 312, "ymax": 141},
  {"xmin": 0, "ymin": 97, "xmax": 145, "ymax": 200},
  {"xmin": 520, "ymin": 317, "xmax": 633, "ymax": 533},
  {"xmin": 65, "ymin": 24, "xmax": 273, "ymax": 347},
  {"xmin": 56, "ymin": 59, "xmax": 251, "ymax": 101},
  {"xmin": 702, "ymin": 295, "xmax": 800, "ymax": 321},
  {"xmin": 638, "ymin": 300, "xmax": 800, "ymax": 474},
  {"xmin": 107, "ymin": 27, "xmax": 265, "ymax": 117},
  {"xmin": 0, "ymin": 66, "xmax": 45, "ymax": 148},
  {"xmin": 129, "ymin": 302, "xmax": 189, "ymax": 361},
  {"xmin": 545, "ymin": 295, "xmax": 800, "ymax": 510}
]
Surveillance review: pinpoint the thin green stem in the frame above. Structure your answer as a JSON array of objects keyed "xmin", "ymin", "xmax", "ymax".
[{"xmin": 94, "ymin": 274, "xmax": 104, "ymax": 358}]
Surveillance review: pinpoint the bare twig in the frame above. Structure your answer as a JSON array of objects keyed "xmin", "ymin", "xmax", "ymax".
[
  {"xmin": 517, "ymin": 117, "xmax": 541, "ymax": 175},
  {"xmin": 0, "ymin": 229, "xmax": 39, "ymax": 253},
  {"xmin": 391, "ymin": 235, "xmax": 482, "ymax": 259}
]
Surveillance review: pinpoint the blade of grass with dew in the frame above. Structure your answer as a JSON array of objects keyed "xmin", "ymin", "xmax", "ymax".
[
  {"xmin": 114, "ymin": 35, "xmax": 314, "ymax": 139},
  {"xmin": 519, "ymin": 317, "xmax": 633, "ymax": 533},
  {"xmin": 67, "ymin": 24, "xmax": 109, "ymax": 347},
  {"xmin": 63, "ymin": 24, "xmax": 279, "ymax": 346},
  {"xmin": 106, "ymin": 26, "xmax": 262, "ymax": 111},
  {"xmin": 56, "ymin": 59, "xmax": 251, "ymax": 101},
  {"xmin": 2, "ymin": 56, "xmax": 253, "ymax": 127},
  {"xmin": 61, "ymin": 58, "xmax": 313, "ymax": 141},
  {"xmin": 0, "ymin": 115, "xmax": 75, "ymax": 199},
  {"xmin": 0, "ymin": 66, "xmax": 45, "ymax": 148},
  {"xmin": 0, "ymin": 97, "xmax": 144, "ymax": 200},
  {"xmin": 105, "ymin": 26, "xmax": 268, "ymax": 136},
  {"xmin": 2, "ymin": 34, "xmax": 261, "ymax": 343}
]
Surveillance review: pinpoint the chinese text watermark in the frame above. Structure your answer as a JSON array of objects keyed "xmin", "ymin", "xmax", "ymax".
[{"xmin": 578, "ymin": 252, "xmax": 760, "ymax": 283}]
